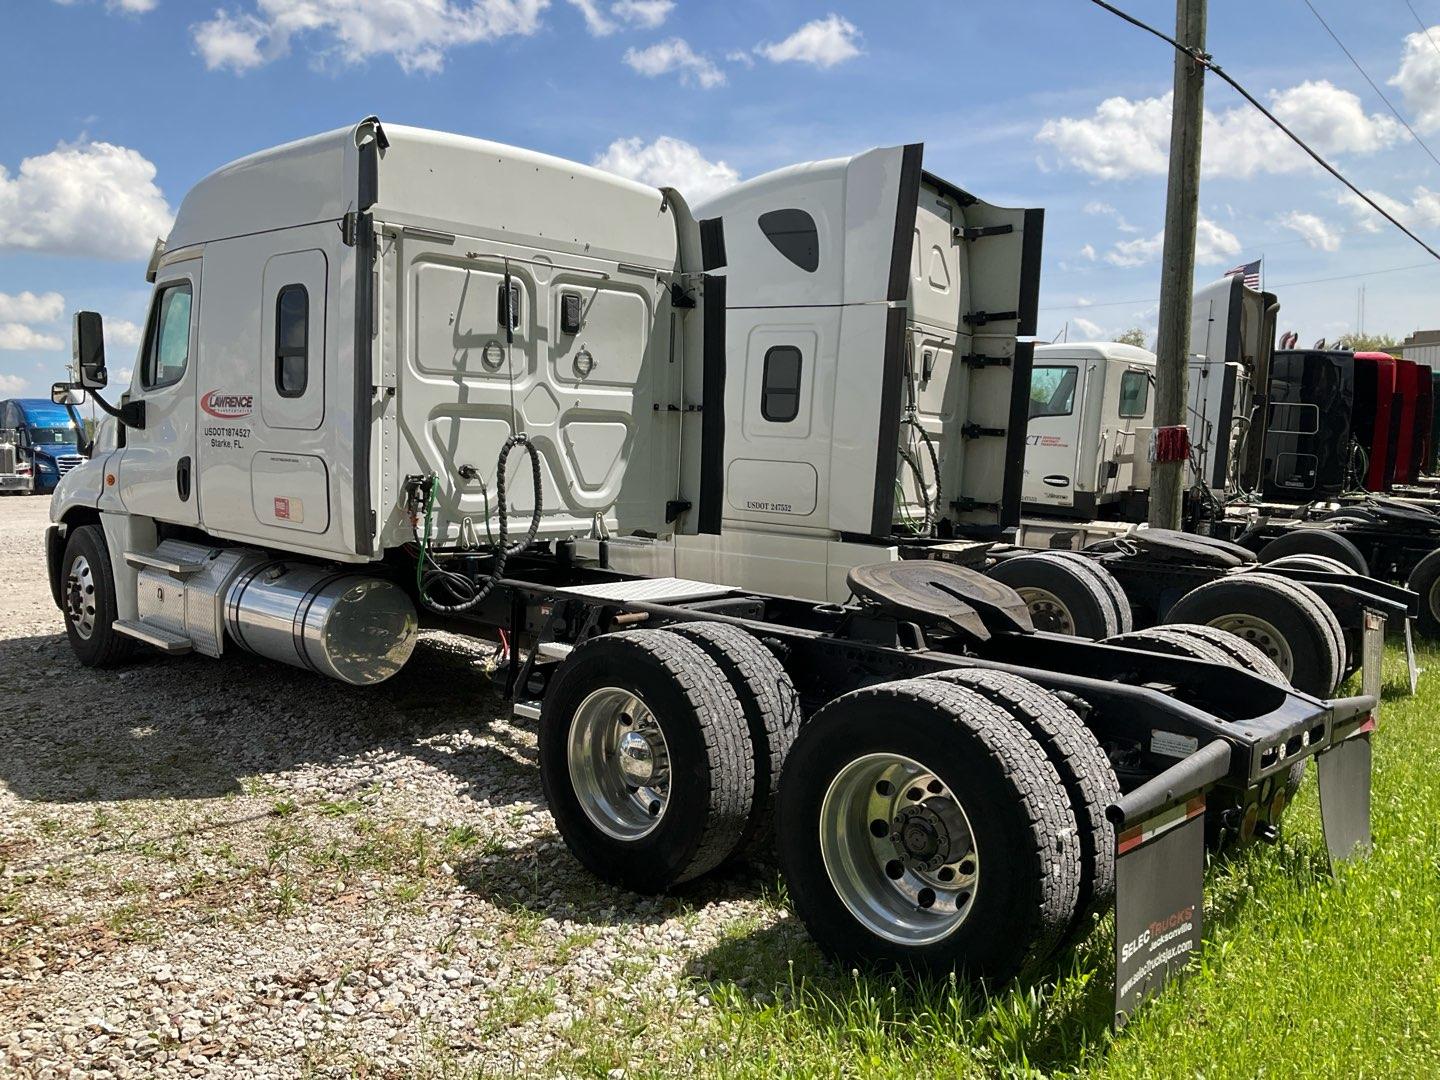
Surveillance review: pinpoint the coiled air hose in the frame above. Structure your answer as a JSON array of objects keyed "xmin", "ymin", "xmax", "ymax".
[{"xmin": 416, "ymin": 433, "xmax": 543, "ymax": 613}]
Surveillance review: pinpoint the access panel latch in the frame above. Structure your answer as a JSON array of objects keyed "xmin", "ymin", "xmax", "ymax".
[{"xmin": 1108, "ymin": 738, "xmax": 1231, "ymax": 1031}]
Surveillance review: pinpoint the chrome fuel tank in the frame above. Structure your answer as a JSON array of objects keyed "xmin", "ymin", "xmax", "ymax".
[{"xmin": 225, "ymin": 561, "xmax": 417, "ymax": 685}]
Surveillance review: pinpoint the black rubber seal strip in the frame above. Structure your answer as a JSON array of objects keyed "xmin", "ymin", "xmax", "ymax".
[
  {"xmin": 698, "ymin": 274, "xmax": 727, "ymax": 534},
  {"xmin": 999, "ymin": 339, "xmax": 1035, "ymax": 529},
  {"xmin": 886, "ymin": 144, "xmax": 924, "ymax": 303},
  {"xmin": 869, "ymin": 306, "xmax": 909, "ymax": 536},
  {"xmin": 699, "ymin": 217, "xmax": 727, "ymax": 272},
  {"xmin": 1017, "ymin": 207, "xmax": 1045, "ymax": 337}
]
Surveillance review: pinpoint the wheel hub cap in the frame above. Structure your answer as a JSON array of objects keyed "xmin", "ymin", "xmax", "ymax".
[
  {"xmin": 1207, "ymin": 614, "xmax": 1295, "ymax": 678},
  {"xmin": 65, "ymin": 554, "xmax": 97, "ymax": 641},
  {"xmin": 819, "ymin": 753, "xmax": 980, "ymax": 946},
  {"xmin": 567, "ymin": 688, "xmax": 672, "ymax": 841},
  {"xmin": 1016, "ymin": 586, "xmax": 1075, "ymax": 635}
]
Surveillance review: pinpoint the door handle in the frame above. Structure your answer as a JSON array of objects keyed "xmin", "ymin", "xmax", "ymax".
[
  {"xmin": 1042, "ymin": 474, "xmax": 1070, "ymax": 488},
  {"xmin": 177, "ymin": 456, "xmax": 192, "ymax": 501}
]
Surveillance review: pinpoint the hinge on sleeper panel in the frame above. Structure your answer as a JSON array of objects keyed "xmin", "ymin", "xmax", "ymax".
[
  {"xmin": 961, "ymin": 423, "xmax": 1006, "ymax": 439},
  {"xmin": 963, "ymin": 310, "xmax": 1019, "ymax": 327},
  {"xmin": 951, "ymin": 497, "xmax": 1000, "ymax": 512},
  {"xmin": 961, "ymin": 354, "xmax": 1011, "ymax": 369},
  {"xmin": 955, "ymin": 224, "xmax": 1015, "ymax": 241},
  {"xmin": 665, "ymin": 499, "xmax": 691, "ymax": 522},
  {"xmin": 669, "ymin": 283, "xmax": 697, "ymax": 309}
]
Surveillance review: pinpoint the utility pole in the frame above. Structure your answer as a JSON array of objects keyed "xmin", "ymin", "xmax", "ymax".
[{"xmin": 1148, "ymin": 0, "xmax": 1207, "ymax": 529}]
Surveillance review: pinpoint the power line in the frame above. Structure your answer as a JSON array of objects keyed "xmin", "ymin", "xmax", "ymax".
[
  {"xmin": 1404, "ymin": 0, "xmax": 1440, "ymax": 61},
  {"xmin": 1302, "ymin": 0, "xmax": 1440, "ymax": 172},
  {"xmin": 1038, "ymin": 257, "xmax": 1440, "ymax": 312},
  {"xmin": 1084, "ymin": 0, "xmax": 1440, "ymax": 263}
]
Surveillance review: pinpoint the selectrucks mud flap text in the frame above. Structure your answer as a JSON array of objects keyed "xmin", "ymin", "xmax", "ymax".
[
  {"xmin": 1108, "ymin": 739, "xmax": 1228, "ymax": 1029},
  {"xmin": 1108, "ymin": 688, "xmax": 1377, "ymax": 1029}
]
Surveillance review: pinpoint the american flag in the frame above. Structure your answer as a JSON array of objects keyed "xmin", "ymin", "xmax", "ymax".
[{"xmin": 1225, "ymin": 259, "xmax": 1261, "ymax": 290}]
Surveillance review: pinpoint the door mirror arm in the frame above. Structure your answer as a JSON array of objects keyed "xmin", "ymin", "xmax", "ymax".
[{"xmin": 52, "ymin": 382, "xmax": 146, "ymax": 431}]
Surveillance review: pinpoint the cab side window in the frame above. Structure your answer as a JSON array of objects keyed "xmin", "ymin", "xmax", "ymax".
[
  {"xmin": 761, "ymin": 346, "xmax": 803, "ymax": 422},
  {"xmin": 1118, "ymin": 370, "xmax": 1150, "ymax": 418},
  {"xmin": 142, "ymin": 283, "xmax": 193, "ymax": 390},
  {"xmin": 275, "ymin": 284, "xmax": 309, "ymax": 397}
]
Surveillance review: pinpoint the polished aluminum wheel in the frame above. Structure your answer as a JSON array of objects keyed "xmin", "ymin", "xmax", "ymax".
[
  {"xmin": 819, "ymin": 752, "xmax": 979, "ymax": 946},
  {"xmin": 1208, "ymin": 614, "xmax": 1295, "ymax": 679},
  {"xmin": 65, "ymin": 554, "xmax": 97, "ymax": 641},
  {"xmin": 1016, "ymin": 586, "xmax": 1075, "ymax": 635},
  {"xmin": 566, "ymin": 687, "xmax": 671, "ymax": 841}
]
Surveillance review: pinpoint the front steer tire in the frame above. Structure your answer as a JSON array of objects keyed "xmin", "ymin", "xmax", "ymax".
[
  {"xmin": 539, "ymin": 629, "xmax": 755, "ymax": 893},
  {"xmin": 60, "ymin": 524, "xmax": 137, "ymax": 669},
  {"xmin": 776, "ymin": 678, "xmax": 1081, "ymax": 983}
]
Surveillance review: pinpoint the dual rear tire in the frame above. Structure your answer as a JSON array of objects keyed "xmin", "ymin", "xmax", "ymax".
[{"xmin": 539, "ymin": 625, "xmax": 800, "ymax": 893}]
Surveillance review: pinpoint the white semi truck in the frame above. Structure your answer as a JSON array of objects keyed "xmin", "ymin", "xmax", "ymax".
[{"xmin": 46, "ymin": 119, "xmax": 1376, "ymax": 1020}]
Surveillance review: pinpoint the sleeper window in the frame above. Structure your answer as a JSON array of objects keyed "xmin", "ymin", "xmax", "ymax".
[
  {"xmin": 761, "ymin": 346, "xmax": 803, "ymax": 422},
  {"xmin": 758, "ymin": 209, "xmax": 820, "ymax": 273},
  {"xmin": 142, "ymin": 283, "xmax": 193, "ymax": 390},
  {"xmin": 1118, "ymin": 370, "xmax": 1150, "ymax": 418},
  {"xmin": 275, "ymin": 284, "xmax": 309, "ymax": 397}
]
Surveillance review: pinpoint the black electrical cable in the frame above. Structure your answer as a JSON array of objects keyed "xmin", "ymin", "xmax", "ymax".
[
  {"xmin": 1302, "ymin": 0, "xmax": 1440, "ymax": 172},
  {"xmin": 1085, "ymin": 0, "xmax": 1440, "ymax": 263},
  {"xmin": 419, "ymin": 434, "xmax": 544, "ymax": 613}
]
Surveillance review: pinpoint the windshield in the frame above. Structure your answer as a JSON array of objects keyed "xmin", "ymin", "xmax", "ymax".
[
  {"xmin": 28, "ymin": 425, "xmax": 78, "ymax": 446},
  {"xmin": 1029, "ymin": 365, "xmax": 1079, "ymax": 419}
]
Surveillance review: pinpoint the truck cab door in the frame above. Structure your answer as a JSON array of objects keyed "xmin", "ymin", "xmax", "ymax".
[
  {"xmin": 118, "ymin": 262, "xmax": 201, "ymax": 526},
  {"xmin": 1023, "ymin": 361, "xmax": 1085, "ymax": 510}
]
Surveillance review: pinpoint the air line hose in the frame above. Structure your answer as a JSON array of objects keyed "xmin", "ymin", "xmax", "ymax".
[{"xmin": 416, "ymin": 433, "xmax": 544, "ymax": 613}]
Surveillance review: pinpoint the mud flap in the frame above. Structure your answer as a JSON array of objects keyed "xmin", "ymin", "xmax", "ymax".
[
  {"xmin": 1108, "ymin": 738, "xmax": 1231, "ymax": 1030},
  {"xmin": 1317, "ymin": 722, "xmax": 1374, "ymax": 868},
  {"xmin": 1360, "ymin": 609, "xmax": 1385, "ymax": 701},
  {"xmin": 1403, "ymin": 617, "xmax": 1419, "ymax": 695}
]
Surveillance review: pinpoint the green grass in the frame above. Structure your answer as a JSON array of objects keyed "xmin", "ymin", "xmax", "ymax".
[{"xmin": 658, "ymin": 641, "xmax": 1440, "ymax": 1079}]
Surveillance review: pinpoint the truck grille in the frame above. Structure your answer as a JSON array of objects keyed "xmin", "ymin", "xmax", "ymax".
[{"xmin": 55, "ymin": 455, "xmax": 84, "ymax": 475}]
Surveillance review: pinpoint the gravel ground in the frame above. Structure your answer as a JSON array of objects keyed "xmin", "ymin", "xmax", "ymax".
[{"xmin": 0, "ymin": 497, "xmax": 790, "ymax": 1078}]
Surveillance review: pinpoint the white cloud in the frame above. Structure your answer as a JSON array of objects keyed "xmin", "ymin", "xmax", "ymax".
[
  {"xmin": 1083, "ymin": 200, "xmax": 1142, "ymax": 233},
  {"xmin": 1079, "ymin": 243, "xmax": 1097, "ymax": 261},
  {"xmin": 756, "ymin": 13, "xmax": 861, "ymax": 69},
  {"xmin": 611, "ymin": 0, "xmax": 671, "ymax": 28},
  {"xmin": 623, "ymin": 38, "xmax": 725, "ymax": 88},
  {"xmin": 1104, "ymin": 216, "xmax": 1240, "ymax": 268},
  {"xmin": 566, "ymin": 0, "xmax": 613, "ymax": 35},
  {"xmin": 1340, "ymin": 185, "xmax": 1440, "ymax": 231},
  {"xmin": 0, "ymin": 292, "xmax": 65, "ymax": 325},
  {"xmin": 0, "ymin": 140, "xmax": 173, "ymax": 260},
  {"xmin": 0, "ymin": 373, "xmax": 31, "ymax": 395},
  {"xmin": 0, "ymin": 325, "xmax": 65, "ymax": 352},
  {"xmin": 592, "ymin": 136, "xmax": 739, "ymax": 203},
  {"xmin": 1277, "ymin": 210, "xmax": 1342, "ymax": 252},
  {"xmin": 1391, "ymin": 25, "xmax": 1440, "ymax": 134},
  {"xmin": 1072, "ymin": 316, "xmax": 1105, "ymax": 339},
  {"xmin": 105, "ymin": 319, "xmax": 144, "ymax": 348},
  {"xmin": 1037, "ymin": 81, "xmax": 1402, "ymax": 180},
  {"xmin": 192, "ymin": 0, "xmax": 548, "ymax": 75},
  {"xmin": 53, "ymin": 0, "xmax": 157, "ymax": 13}
]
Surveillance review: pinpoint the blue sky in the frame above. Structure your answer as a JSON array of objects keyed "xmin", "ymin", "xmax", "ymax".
[{"xmin": 2, "ymin": 0, "xmax": 1439, "ymax": 398}]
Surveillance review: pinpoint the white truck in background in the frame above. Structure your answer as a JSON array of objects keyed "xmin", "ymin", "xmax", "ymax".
[{"xmin": 44, "ymin": 120, "xmax": 1379, "ymax": 1006}]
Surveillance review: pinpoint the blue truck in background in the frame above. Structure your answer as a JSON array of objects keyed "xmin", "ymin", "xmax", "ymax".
[{"xmin": 0, "ymin": 398, "xmax": 87, "ymax": 495}]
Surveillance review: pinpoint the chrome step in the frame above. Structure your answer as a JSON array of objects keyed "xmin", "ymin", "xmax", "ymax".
[
  {"xmin": 113, "ymin": 619, "xmax": 193, "ymax": 654},
  {"xmin": 512, "ymin": 701, "xmax": 542, "ymax": 721},
  {"xmin": 124, "ymin": 550, "xmax": 210, "ymax": 577}
]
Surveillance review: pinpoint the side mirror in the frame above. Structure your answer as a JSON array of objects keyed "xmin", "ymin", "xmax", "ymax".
[
  {"xmin": 72, "ymin": 311, "xmax": 108, "ymax": 390},
  {"xmin": 51, "ymin": 383, "xmax": 80, "ymax": 406}
]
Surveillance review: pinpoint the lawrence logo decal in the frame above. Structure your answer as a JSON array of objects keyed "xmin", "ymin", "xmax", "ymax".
[{"xmin": 201, "ymin": 390, "xmax": 254, "ymax": 419}]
